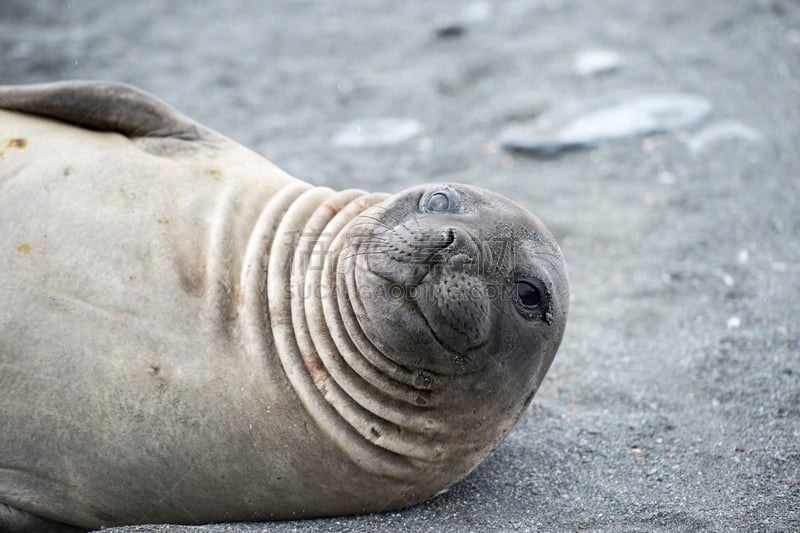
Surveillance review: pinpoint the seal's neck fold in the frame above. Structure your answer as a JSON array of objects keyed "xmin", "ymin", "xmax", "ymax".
[
  {"xmin": 240, "ymin": 185, "xmax": 429, "ymax": 478},
  {"xmin": 238, "ymin": 184, "xmax": 500, "ymax": 484}
]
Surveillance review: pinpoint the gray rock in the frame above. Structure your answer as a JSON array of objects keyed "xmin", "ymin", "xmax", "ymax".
[
  {"xmin": 687, "ymin": 120, "xmax": 765, "ymax": 155},
  {"xmin": 331, "ymin": 118, "xmax": 422, "ymax": 148},
  {"xmin": 434, "ymin": 1, "xmax": 492, "ymax": 38},
  {"xmin": 475, "ymin": 92, "xmax": 550, "ymax": 124},
  {"xmin": 499, "ymin": 93, "xmax": 712, "ymax": 157}
]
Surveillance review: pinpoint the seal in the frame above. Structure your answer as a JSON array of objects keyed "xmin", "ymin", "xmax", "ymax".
[{"xmin": 0, "ymin": 81, "xmax": 569, "ymax": 531}]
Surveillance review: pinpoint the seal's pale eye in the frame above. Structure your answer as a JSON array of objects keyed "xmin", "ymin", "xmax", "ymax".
[
  {"xmin": 515, "ymin": 278, "xmax": 549, "ymax": 319},
  {"xmin": 425, "ymin": 192, "xmax": 450, "ymax": 213}
]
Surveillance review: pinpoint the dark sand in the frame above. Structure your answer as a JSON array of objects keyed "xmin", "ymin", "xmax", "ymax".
[{"xmin": 1, "ymin": 1, "xmax": 798, "ymax": 531}]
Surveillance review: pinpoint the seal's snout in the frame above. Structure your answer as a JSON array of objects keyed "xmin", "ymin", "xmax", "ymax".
[
  {"xmin": 433, "ymin": 227, "xmax": 455, "ymax": 250},
  {"xmin": 366, "ymin": 222, "xmax": 481, "ymax": 288},
  {"xmin": 416, "ymin": 226, "xmax": 459, "ymax": 266},
  {"xmin": 428, "ymin": 225, "xmax": 482, "ymax": 266}
]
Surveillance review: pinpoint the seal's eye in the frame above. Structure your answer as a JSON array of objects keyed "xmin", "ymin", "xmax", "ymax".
[
  {"xmin": 425, "ymin": 192, "xmax": 450, "ymax": 213},
  {"xmin": 516, "ymin": 281, "xmax": 541, "ymax": 310},
  {"xmin": 515, "ymin": 278, "xmax": 549, "ymax": 321}
]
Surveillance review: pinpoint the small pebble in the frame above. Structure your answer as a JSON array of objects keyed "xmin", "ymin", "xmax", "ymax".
[
  {"xmin": 715, "ymin": 269, "xmax": 735, "ymax": 288},
  {"xmin": 478, "ymin": 92, "xmax": 550, "ymax": 124},
  {"xmin": 658, "ymin": 171, "xmax": 676, "ymax": 185},
  {"xmin": 461, "ymin": 1, "xmax": 492, "ymax": 23},
  {"xmin": 434, "ymin": 1, "xmax": 492, "ymax": 38},
  {"xmin": 737, "ymin": 249, "xmax": 749, "ymax": 264},
  {"xmin": 688, "ymin": 120, "xmax": 764, "ymax": 155},
  {"xmin": 727, "ymin": 316, "xmax": 742, "ymax": 329},
  {"xmin": 416, "ymin": 137, "xmax": 433, "ymax": 152},
  {"xmin": 484, "ymin": 139, "xmax": 500, "ymax": 154},
  {"xmin": 331, "ymin": 118, "xmax": 422, "ymax": 148},
  {"xmin": 574, "ymin": 48, "xmax": 622, "ymax": 77},
  {"xmin": 771, "ymin": 261, "xmax": 789, "ymax": 272},
  {"xmin": 435, "ymin": 23, "xmax": 465, "ymax": 38}
]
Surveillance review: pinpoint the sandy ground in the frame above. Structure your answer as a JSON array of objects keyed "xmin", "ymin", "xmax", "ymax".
[{"xmin": 1, "ymin": 1, "xmax": 799, "ymax": 531}]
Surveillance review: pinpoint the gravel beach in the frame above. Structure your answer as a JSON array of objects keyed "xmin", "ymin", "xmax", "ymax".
[{"xmin": 1, "ymin": 1, "xmax": 798, "ymax": 531}]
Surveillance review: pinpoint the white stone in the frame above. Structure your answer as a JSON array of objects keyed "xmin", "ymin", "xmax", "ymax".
[
  {"xmin": 331, "ymin": 118, "xmax": 422, "ymax": 148},
  {"xmin": 688, "ymin": 120, "xmax": 765, "ymax": 155},
  {"xmin": 574, "ymin": 48, "xmax": 622, "ymax": 77}
]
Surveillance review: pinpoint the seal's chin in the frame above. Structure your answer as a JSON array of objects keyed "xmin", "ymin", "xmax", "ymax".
[{"xmin": 414, "ymin": 271, "xmax": 492, "ymax": 354}]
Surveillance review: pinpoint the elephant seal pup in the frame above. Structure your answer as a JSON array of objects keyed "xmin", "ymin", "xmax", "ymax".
[{"xmin": 0, "ymin": 81, "xmax": 569, "ymax": 531}]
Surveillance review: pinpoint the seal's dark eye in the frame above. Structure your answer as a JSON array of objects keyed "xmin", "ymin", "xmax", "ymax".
[
  {"xmin": 516, "ymin": 281, "xmax": 541, "ymax": 310},
  {"xmin": 425, "ymin": 192, "xmax": 450, "ymax": 213},
  {"xmin": 515, "ymin": 278, "xmax": 551, "ymax": 322}
]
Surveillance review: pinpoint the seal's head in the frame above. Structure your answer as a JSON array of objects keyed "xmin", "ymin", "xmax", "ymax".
[{"xmin": 335, "ymin": 183, "xmax": 568, "ymax": 476}]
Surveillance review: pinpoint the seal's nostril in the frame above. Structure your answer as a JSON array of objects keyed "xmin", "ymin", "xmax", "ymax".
[
  {"xmin": 444, "ymin": 228, "xmax": 455, "ymax": 247},
  {"xmin": 432, "ymin": 228, "xmax": 456, "ymax": 250}
]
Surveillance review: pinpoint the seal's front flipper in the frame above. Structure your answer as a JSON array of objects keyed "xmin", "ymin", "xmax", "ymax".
[
  {"xmin": 0, "ymin": 503, "xmax": 86, "ymax": 533},
  {"xmin": 0, "ymin": 80, "xmax": 216, "ymax": 141}
]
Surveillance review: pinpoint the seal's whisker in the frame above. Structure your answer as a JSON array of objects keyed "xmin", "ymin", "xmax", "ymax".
[
  {"xmin": 406, "ymin": 211, "xmax": 424, "ymax": 232},
  {"xmin": 487, "ymin": 297, "xmax": 515, "ymax": 323},
  {"xmin": 343, "ymin": 247, "xmax": 388, "ymax": 258},
  {"xmin": 371, "ymin": 204, "xmax": 414, "ymax": 230},
  {"xmin": 536, "ymin": 255, "xmax": 560, "ymax": 273},
  {"xmin": 535, "ymin": 250, "xmax": 563, "ymax": 261},
  {"xmin": 346, "ymin": 240, "xmax": 389, "ymax": 249},
  {"xmin": 345, "ymin": 233, "xmax": 389, "ymax": 243},
  {"xmin": 343, "ymin": 249, "xmax": 390, "ymax": 261},
  {"xmin": 353, "ymin": 215, "xmax": 395, "ymax": 233},
  {"xmin": 346, "ymin": 240, "xmax": 391, "ymax": 251},
  {"xmin": 347, "ymin": 227, "xmax": 391, "ymax": 240}
]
